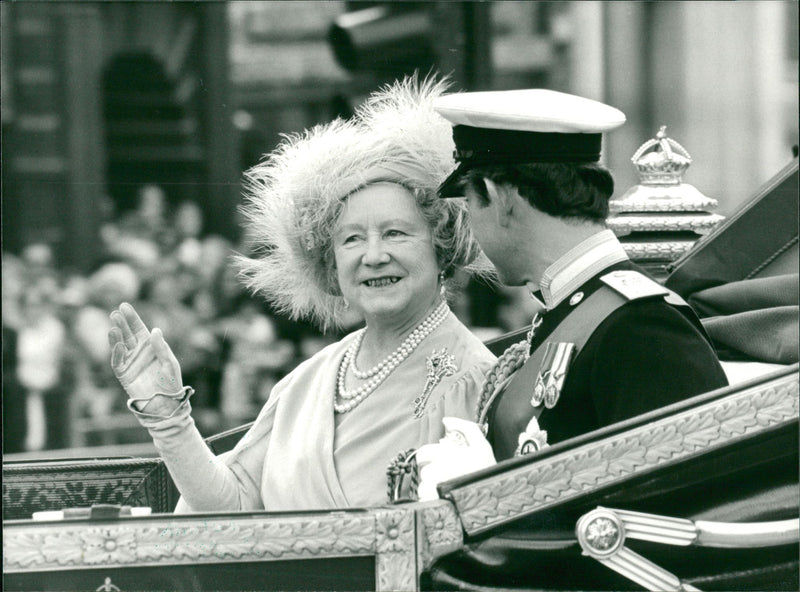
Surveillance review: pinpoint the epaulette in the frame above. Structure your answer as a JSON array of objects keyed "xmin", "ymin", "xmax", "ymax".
[{"xmin": 599, "ymin": 270, "xmax": 670, "ymax": 301}]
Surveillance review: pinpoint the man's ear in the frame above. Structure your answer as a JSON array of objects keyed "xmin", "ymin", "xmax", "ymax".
[{"xmin": 483, "ymin": 178, "xmax": 514, "ymax": 227}]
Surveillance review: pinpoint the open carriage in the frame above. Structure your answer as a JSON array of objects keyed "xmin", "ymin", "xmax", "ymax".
[{"xmin": 4, "ymin": 159, "xmax": 798, "ymax": 591}]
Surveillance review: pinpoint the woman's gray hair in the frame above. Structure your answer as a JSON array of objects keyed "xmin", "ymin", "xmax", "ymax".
[{"xmin": 236, "ymin": 75, "xmax": 491, "ymax": 332}]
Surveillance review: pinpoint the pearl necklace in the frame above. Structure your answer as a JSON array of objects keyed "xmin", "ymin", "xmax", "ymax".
[
  {"xmin": 350, "ymin": 300, "xmax": 450, "ymax": 379},
  {"xmin": 334, "ymin": 300, "xmax": 450, "ymax": 414}
]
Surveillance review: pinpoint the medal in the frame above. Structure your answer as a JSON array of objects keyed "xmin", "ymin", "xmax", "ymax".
[{"xmin": 532, "ymin": 342, "xmax": 576, "ymax": 409}]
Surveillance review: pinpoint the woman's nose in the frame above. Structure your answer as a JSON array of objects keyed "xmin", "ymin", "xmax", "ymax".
[{"xmin": 362, "ymin": 237, "xmax": 391, "ymax": 265}]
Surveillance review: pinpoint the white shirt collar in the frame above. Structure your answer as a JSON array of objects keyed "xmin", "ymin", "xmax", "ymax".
[{"xmin": 537, "ymin": 229, "xmax": 629, "ymax": 310}]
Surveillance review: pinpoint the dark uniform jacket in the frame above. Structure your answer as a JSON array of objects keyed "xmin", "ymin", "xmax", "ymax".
[
  {"xmin": 486, "ymin": 260, "xmax": 729, "ymax": 461},
  {"xmin": 427, "ymin": 260, "xmax": 742, "ymax": 591}
]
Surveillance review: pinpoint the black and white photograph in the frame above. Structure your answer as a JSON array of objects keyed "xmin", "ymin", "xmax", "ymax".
[{"xmin": 2, "ymin": 2, "xmax": 798, "ymax": 591}]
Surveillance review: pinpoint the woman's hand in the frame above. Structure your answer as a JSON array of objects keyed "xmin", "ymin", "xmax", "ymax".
[
  {"xmin": 109, "ymin": 302, "xmax": 185, "ymax": 416},
  {"xmin": 415, "ymin": 417, "xmax": 497, "ymax": 501}
]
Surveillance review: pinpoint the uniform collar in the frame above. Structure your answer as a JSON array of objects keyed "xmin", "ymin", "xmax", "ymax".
[{"xmin": 537, "ymin": 229, "xmax": 629, "ymax": 310}]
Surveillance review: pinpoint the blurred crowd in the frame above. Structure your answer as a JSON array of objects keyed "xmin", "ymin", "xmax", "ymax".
[
  {"xmin": 2, "ymin": 183, "xmax": 535, "ymax": 454},
  {"xmin": 3, "ymin": 184, "xmax": 330, "ymax": 453}
]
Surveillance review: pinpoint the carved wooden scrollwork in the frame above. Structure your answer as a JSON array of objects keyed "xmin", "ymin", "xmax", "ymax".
[
  {"xmin": 417, "ymin": 501, "xmax": 463, "ymax": 570},
  {"xmin": 375, "ymin": 508, "xmax": 416, "ymax": 591},
  {"xmin": 621, "ymin": 241, "xmax": 695, "ymax": 261},
  {"xmin": 5, "ymin": 502, "xmax": 427, "ymax": 591},
  {"xmin": 608, "ymin": 213, "xmax": 725, "ymax": 235},
  {"xmin": 4, "ymin": 514, "xmax": 376, "ymax": 571}
]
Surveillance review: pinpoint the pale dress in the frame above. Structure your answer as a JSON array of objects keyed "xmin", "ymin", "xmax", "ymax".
[{"xmin": 133, "ymin": 311, "xmax": 495, "ymax": 511}]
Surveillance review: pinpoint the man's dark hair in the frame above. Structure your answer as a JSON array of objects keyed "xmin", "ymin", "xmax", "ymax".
[{"xmin": 463, "ymin": 162, "xmax": 614, "ymax": 223}]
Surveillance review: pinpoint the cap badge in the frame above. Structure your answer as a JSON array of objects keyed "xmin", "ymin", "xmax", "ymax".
[
  {"xmin": 569, "ymin": 292, "xmax": 584, "ymax": 306},
  {"xmin": 532, "ymin": 342, "xmax": 576, "ymax": 409}
]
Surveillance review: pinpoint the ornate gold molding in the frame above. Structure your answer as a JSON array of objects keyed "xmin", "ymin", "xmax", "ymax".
[
  {"xmin": 4, "ymin": 508, "xmax": 424, "ymax": 591},
  {"xmin": 4, "ymin": 513, "xmax": 376, "ymax": 570},
  {"xmin": 416, "ymin": 501, "xmax": 463, "ymax": 570},
  {"xmin": 4, "ymin": 496, "xmax": 464, "ymax": 591},
  {"xmin": 4, "ymin": 499, "xmax": 460, "ymax": 592},
  {"xmin": 620, "ymin": 241, "xmax": 695, "ymax": 260},
  {"xmin": 610, "ymin": 185, "xmax": 718, "ymax": 213},
  {"xmin": 447, "ymin": 371, "xmax": 798, "ymax": 537},
  {"xmin": 375, "ymin": 508, "xmax": 416, "ymax": 591},
  {"xmin": 609, "ymin": 213, "xmax": 725, "ymax": 236}
]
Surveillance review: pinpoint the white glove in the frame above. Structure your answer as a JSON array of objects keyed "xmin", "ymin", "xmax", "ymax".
[
  {"xmin": 415, "ymin": 417, "xmax": 497, "ymax": 502},
  {"xmin": 109, "ymin": 302, "xmax": 186, "ymax": 416}
]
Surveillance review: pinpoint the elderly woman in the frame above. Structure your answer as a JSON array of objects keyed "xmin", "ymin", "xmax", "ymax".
[{"xmin": 108, "ymin": 77, "xmax": 496, "ymax": 511}]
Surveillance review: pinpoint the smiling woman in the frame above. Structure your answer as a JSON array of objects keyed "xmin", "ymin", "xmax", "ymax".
[
  {"xmin": 107, "ymin": 75, "xmax": 497, "ymax": 512},
  {"xmin": 333, "ymin": 183, "xmax": 440, "ymax": 331}
]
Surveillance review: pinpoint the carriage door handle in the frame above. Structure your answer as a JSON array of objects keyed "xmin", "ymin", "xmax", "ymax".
[{"xmin": 576, "ymin": 506, "xmax": 799, "ymax": 592}]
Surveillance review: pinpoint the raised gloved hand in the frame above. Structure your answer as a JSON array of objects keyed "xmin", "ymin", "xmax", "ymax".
[
  {"xmin": 415, "ymin": 417, "xmax": 497, "ymax": 502},
  {"xmin": 109, "ymin": 302, "xmax": 189, "ymax": 417}
]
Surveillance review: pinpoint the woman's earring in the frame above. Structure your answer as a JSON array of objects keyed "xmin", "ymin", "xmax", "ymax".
[
  {"xmin": 438, "ymin": 272, "xmax": 446, "ymax": 299},
  {"xmin": 343, "ymin": 298, "xmax": 350, "ymax": 310}
]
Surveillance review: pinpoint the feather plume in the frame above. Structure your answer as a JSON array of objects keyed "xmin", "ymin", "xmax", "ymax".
[{"xmin": 236, "ymin": 75, "xmax": 480, "ymax": 332}]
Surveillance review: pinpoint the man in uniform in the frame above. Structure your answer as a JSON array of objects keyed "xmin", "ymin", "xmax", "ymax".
[{"xmin": 416, "ymin": 89, "xmax": 729, "ymax": 496}]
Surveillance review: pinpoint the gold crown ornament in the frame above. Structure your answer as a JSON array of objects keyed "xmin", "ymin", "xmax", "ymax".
[
  {"xmin": 631, "ymin": 126, "xmax": 691, "ymax": 186},
  {"xmin": 610, "ymin": 126, "xmax": 719, "ymax": 213},
  {"xmin": 608, "ymin": 126, "xmax": 725, "ymax": 280}
]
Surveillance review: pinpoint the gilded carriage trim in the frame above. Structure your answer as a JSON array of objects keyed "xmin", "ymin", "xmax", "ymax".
[
  {"xmin": 375, "ymin": 508, "xmax": 417, "ymax": 591},
  {"xmin": 416, "ymin": 501, "xmax": 463, "ymax": 571},
  {"xmin": 608, "ymin": 213, "xmax": 725, "ymax": 236},
  {"xmin": 5, "ymin": 509, "xmax": 421, "ymax": 590},
  {"xmin": 609, "ymin": 196, "xmax": 719, "ymax": 213},
  {"xmin": 448, "ymin": 371, "xmax": 799, "ymax": 537},
  {"xmin": 5, "ymin": 511, "xmax": 380, "ymax": 566},
  {"xmin": 620, "ymin": 241, "xmax": 695, "ymax": 260}
]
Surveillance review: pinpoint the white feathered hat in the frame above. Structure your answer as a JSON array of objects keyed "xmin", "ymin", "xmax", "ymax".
[{"xmin": 237, "ymin": 75, "xmax": 480, "ymax": 331}]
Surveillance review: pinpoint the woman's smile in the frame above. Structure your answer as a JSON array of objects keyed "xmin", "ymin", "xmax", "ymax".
[{"xmin": 363, "ymin": 276, "xmax": 401, "ymax": 288}]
